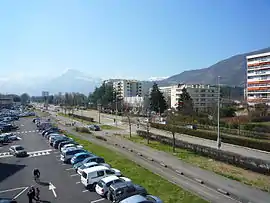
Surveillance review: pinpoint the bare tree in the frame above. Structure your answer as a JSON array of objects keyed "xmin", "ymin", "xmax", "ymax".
[
  {"xmin": 167, "ymin": 109, "xmax": 178, "ymax": 153},
  {"xmin": 124, "ymin": 104, "xmax": 132, "ymax": 138}
]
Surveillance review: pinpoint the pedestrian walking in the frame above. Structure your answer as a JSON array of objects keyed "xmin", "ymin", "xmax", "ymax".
[
  {"xmin": 35, "ymin": 187, "xmax": 40, "ymax": 201},
  {"xmin": 27, "ymin": 187, "xmax": 35, "ymax": 203}
]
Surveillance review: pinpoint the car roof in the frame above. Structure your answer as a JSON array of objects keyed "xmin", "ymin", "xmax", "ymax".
[
  {"xmin": 82, "ymin": 165, "xmax": 108, "ymax": 173},
  {"xmin": 84, "ymin": 162, "xmax": 98, "ymax": 167},
  {"xmin": 74, "ymin": 152, "xmax": 89, "ymax": 157},
  {"xmin": 110, "ymin": 182, "xmax": 130, "ymax": 190},
  {"xmin": 120, "ymin": 195, "xmax": 146, "ymax": 202},
  {"xmin": 11, "ymin": 145, "xmax": 22, "ymax": 148},
  {"xmin": 101, "ymin": 175, "xmax": 119, "ymax": 183}
]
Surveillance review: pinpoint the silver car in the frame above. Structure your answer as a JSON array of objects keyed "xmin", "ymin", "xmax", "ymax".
[
  {"xmin": 9, "ymin": 145, "xmax": 28, "ymax": 157},
  {"xmin": 119, "ymin": 194, "xmax": 163, "ymax": 203}
]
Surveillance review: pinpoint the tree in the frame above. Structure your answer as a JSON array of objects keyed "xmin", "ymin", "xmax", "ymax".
[
  {"xmin": 20, "ymin": 93, "xmax": 30, "ymax": 105},
  {"xmin": 149, "ymin": 83, "xmax": 167, "ymax": 114},
  {"xmin": 177, "ymin": 88, "xmax": 193, "ymax": 115},
  {"xmin": 166, "ymin": 109, "xmax": 178, "ymax": 153},
  {"xmin": 220, "ymin": 107, "xmax": 236, "ymax": 118},
  {"xmin": 13, "ymin": 95, "xmax": 21, "ymax": 102}
]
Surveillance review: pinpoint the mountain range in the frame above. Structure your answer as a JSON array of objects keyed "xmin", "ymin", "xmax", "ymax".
[{"xmin": 1, "ymin": 47, "xmax": 269, "ymax": 96}]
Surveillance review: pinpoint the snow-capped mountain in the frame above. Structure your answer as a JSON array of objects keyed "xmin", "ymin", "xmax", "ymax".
[
  {"xmin": 148, "ymin": 76, "xmax": 169, "ymax": 81},
  {"xmin": 0, "ymin": 69, "xmax": 102, "ymax": 96}
]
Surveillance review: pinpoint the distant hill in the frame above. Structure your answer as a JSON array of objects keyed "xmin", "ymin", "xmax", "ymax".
[{"xmin": 160, "ymin": 47, "xmax": 270, "ymax": 86}]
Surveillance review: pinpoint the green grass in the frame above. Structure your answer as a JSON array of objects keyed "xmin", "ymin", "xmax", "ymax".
[
  {"xmin": 67, "ymin": 134, "xmax": 207, "ymax": 203},
  {"xmin": 124, "ymin": 135, "xmax": 270, "ymax": 193},
  {"xmin": 100, "ymin": 124, "xmax": 121, "ymax": 130}
]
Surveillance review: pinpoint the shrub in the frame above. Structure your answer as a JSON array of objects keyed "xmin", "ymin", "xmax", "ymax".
[
  {"xmin": 74, "ymin": 127, "xmax": 92, "ymax": 134},
  {"xmin": 69, "ymin": 114, "xmax": 94, "ymax": 122},
  {"xmin": 251, "ymin": 116, "xmax": 270, "ymax": 122},
  {"xmin": 95, "ymin": 135, "xmax": 107, "ymax": 141},
  {"xmin": 150, "ymin": 123, "xmax": 270, "ymax": 152}
]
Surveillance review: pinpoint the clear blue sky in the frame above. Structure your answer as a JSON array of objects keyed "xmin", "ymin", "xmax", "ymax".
[{"xmin": 0, "ymin": 0, "xmax": 269, "ymax": 80}]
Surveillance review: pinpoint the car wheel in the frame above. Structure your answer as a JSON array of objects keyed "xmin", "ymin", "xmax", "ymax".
[{"xmin": 91, "ymin": 183, "xmax": 97, "ymax": 191}]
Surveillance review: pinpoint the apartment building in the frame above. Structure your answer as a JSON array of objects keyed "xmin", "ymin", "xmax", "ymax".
[
  {"xmin": 112, "ymin": 79, "xmax": 143, "ymax": 98},
  {"xmin": 170, "ymin": 84, "xmax": 218, "ymax": 112},
  {"xmin": 246, "ymin": 52, "xmax": 270, "ymax": 105}
]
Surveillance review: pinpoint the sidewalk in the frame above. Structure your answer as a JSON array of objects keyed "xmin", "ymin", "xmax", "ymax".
[{"xmin": 54, "ymin": 113, "xmax": 270, "ymax": 203}]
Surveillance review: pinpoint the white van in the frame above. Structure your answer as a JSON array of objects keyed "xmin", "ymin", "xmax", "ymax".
[{"xmin": 81, "ymin": 166, "xmax": 121, "ymax": 188}]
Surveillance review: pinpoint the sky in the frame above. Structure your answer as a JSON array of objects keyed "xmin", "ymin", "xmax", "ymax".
[{"xmin": 0, "ymin": 0, "xmax": 270, "ymax": 81}]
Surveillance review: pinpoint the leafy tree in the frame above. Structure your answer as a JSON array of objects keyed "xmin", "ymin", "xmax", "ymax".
[
  {"xmin": 220, "ymin": 107, "xmax": 236, "ymax": 118},
  {"xmin": 149, "ymin": 83, "xmax": 167, "ymax": 114},
  {"xmin": 20, "ymin": 93, "xmax": 30, "ymax": 105},
  {"xmin": 177, "ymin": 87, "xmax": 193, "ymax": 115},
  {"xmin": 254, "ymin": 103, "xmax": 268, "ymax": 117},
  {"xmin": 13, "ymin": 95, "xmax": 21, "ymax": 102}
]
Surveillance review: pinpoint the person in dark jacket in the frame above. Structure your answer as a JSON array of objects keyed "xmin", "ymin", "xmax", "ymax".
[{"xmin": 27, "ymin": 187, "xmax": 35, "ymax": 203}]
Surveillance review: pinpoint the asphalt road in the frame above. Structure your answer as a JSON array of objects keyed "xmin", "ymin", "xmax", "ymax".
[
  {"xmin": 73, "ymin": 109, "xmax": 270, "ymax": 161},
  {"xmin": 0, "ymin": 117, "xmax": 109, "ymax": 203}
]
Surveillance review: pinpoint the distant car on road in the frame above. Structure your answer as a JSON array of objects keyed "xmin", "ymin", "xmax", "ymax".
[
  {"xmin": 9, "ymin": 145, "xmax": 27, "ymax": 157},
  {"xmin": 88, "ymin": 124, "xmax": 101, "ymax": 131}
]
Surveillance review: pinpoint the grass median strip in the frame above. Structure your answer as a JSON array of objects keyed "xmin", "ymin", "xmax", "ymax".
[
  {"xmin": 122, "ymin": 135, "xmax": 270, "ymax": 193},
  {"xmin": 100, "ymin": 124, "xmax": 121, "ymax": 130},
  {"xmin": 67, "ymin": 134, "xmax": 207, "ymax": 203}
]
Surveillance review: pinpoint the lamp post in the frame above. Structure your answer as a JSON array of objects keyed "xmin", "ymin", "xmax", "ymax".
[
  {"xmin": 115, "ymin": 93, "xmax": 118, "ymax": 126},
  {"xmin": 217, "ymin": 76, "xmax": 221, "ymax": 149},
  {"xmin": 97, "ymin": 103, "xmax": 101, "ymax": 124}
]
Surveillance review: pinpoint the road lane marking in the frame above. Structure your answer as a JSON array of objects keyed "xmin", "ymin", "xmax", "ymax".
[
  {"xmin": 0, "ymin": 187, "xmax": 27, "ymax": 194},
  {"xmin": 13, "ymin": 187, "xmax": 29, "ymax": 199},
  {"xmin": 71, "ymin": 174, "xmax": 79, "ymax": 177},
  {"xmin": 76, "ymin": 182, "xmax": 80, "ymax": 184},
  {"xmin": 82, "ymin": 190, "xmax": 88, "ymax": 193},
  {"xmin": 91, "ymin": 198, "xmax": 105, "ymax": 203},
  {"xmin": 66, "ymin": 168, "xmax": 74, "ymax": 171}
]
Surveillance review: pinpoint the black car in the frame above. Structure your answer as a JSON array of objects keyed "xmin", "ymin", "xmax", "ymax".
[
  {"xmin": 53, "ymin": 137, "xmax": 70, "ymax": 149},
  {"xmin": 0, "ymin": 198, "xmax": 17, "ymax": 203},
  {"xmin": 42, "ymin": 127, "xmax": 60, "ymax": 136},
  {"xmin": 107, "ymin": 182, "xmax": 148, "ymax": 203}
]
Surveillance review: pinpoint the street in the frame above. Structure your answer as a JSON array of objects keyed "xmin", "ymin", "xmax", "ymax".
[
  {"xmin": 73, "ymin": 109, "xmax": 270, "ymax": 161},
  {"xmin": 0, "ymin": 117, "xmax": 109, "ymax": 203}
]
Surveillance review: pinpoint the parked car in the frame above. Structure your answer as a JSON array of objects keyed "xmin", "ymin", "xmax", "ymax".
[
  {"xmin": 61, "ymin": 148, "xmax": 87, "ymax": 164},
  {"xmin": 5, "ymin": 133, "xmax": 20, "ymax": 141},
  {"xmin": 0, "ymin": 197, "xmax": 17, "ymax": 203},
  {"xmin": 53, "ymin": 137, "xmax": 71, "ymax": 149},
  {"xmin": 61, "ymin": 145, "xmax": 83, "ymax": 155},
  {"xmin": 77, "ymin": 162, "xmax": 111, "ymax": 175},
  {"xmin": 88, "ymin": 124, "xmax": 101, "ymax": 131},
  {"xmin": 58, "ymin": 140, "xmax": 76, "ymax": 150},
  {"xmin": 70, "ymin": 152, "xmax": 94, "ymax": 165},
  {"xmin": 9, "ymin": 145, "xmax": 28, "ymax": 157},
  {"xmin": 0, "ymin": 134, "xmax": 9, "ymax": 144},
  {"xmin": 81, "ymin": 166, "xmax": 121, "ymax": 188},
  {"xmin": 107, "ymin": 182, "xmax": 148, "ymax": 203},
  {"xmin": 73, "ymin": 156, "xmax": 106, "ymax": 171},
  {"xmin": 95, "ymin": 175, "xmax": 131, "ymax": 197},
  {"xmin": 42, "ymin": 127, "xmax": 60, "ymax": 136},
  {"xmin": 119, "ymin": 195, "xmax": 163, "ymax": 203}
]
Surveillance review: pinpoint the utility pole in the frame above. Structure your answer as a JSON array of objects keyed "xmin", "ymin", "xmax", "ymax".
[
  {"xmin": 217, "ymin": 76, "xmax": 221, "ymax": 149},
  {"xmin": 115, "ymin": 93, "xmax": 118, "ymax": 126}
]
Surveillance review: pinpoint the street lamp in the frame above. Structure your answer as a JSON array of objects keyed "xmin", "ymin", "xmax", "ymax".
[
  {"xmin": 97, "ymin": 102, "xmax": 101, "ymax": 124},
  {"xmin": 217, "ymin": 76, "xmax": 221, "ymax": 149}
]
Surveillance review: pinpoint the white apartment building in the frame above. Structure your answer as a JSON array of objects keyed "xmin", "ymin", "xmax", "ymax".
[
  {"xmin": 170, "ymin": 84, "xmax": 218, "ymax": 112},
  {"xmin": 246, "ymin": 52, "xmax": 270, "ymax": 106},
  {"xmin": 112, "ymin": 80, "xmax": 143, "ymax": 98}
]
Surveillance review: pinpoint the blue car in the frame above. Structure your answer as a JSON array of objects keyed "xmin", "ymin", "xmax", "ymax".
[
  {"xmin": 73, "ymin": 156, "xmax": 105, "ymax": 170},
  {"xmin": 70, "ymin": 152, "xmax": 93, "ymax": 165}
]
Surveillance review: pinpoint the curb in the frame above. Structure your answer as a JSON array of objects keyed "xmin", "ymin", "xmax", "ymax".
[
  {"xmin": 217, "ymin": 188, "xmax": 229, "ymax": 195},
  {"xmin": 175, "ymin": 170, "xmax": 184, "ymax": 175},
  {"xmin": 195, "ymin": 178, "xmax": 204, "ymax": 184}
]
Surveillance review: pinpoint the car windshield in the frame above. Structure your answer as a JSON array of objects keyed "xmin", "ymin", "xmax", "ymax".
[{"xmin": 15, "ymin": 146, "xmax": 24, "ymax": 150}]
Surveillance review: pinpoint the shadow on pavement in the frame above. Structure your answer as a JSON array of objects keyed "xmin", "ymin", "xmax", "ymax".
[
  {"xmin": 37, "ymin": 181, "xmax": 50, "ymax": 186},
  {"xmin": 0, "ymin": 162, "xmax": 26, "ymax": 183},
  {"xmin": 39, "ymin": 200, "xmax": 51, "ymax": 203}
]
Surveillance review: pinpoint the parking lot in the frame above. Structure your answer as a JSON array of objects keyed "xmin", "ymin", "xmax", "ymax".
[{"xmin": 0, "ymin": 117, "xmax": 109, "ymax": 203}]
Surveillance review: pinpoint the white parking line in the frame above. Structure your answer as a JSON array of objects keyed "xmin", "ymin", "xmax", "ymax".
[
  {"xmin": 76, "ymin": 182, "xmax": 80, "ymax": 184},
  {"xmin": 91, "ymin": 198, "xmax": 105, "ymax": 203},
  {"xmin": 0, "ymin": 187, "xmax": 27, "ymax": 194},
  {"xmin": 82, "ymin": 190, "xmax": 88, "ymax": 193},
  {"xmin": 70, "ymin": 174, "xmax": 79, "ymax": 177},
  {"xmin": 13, "ymin": 187, "xmax": 29, "ymax": 199},
  {"xmin": 65, "ymin": 168, "xmax": 74, "ymax": 171}
]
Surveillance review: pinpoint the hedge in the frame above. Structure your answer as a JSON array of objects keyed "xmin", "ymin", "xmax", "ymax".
[
  {"xmin": 150, "ymin": 123, "xmax": 270, "ymax": 152},
  {"xmin": 68, "ymin": 113, "xmax": 94, "ymax": 122}
]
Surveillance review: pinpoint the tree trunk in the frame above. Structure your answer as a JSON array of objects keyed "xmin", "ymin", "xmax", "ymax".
[
  {"xmin": 127, "ymin": 116, "xmax": 132, "ymax": 138},
  {"xmin": 147, "ymin": 123, "xmax": 150, "ymax": 144},
  {"xmin": 172, "ymin": 131, "xmax": 176, "ymax": 153}
]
